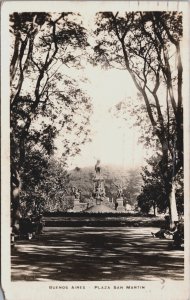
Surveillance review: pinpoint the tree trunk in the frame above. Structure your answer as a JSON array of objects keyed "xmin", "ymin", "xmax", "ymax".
[
  {"xmin": 11, "ymin": 167, "xmax": 22, "ymax": 233},
  {"xmin": 153, "ymin": 202, "xmax": 157, "ymax": 216},
  {"xmin": 169, "ymin": 182, "xmax": 178, "ymax": 228}
]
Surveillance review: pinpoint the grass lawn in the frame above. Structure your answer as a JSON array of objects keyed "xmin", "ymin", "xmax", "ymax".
[{"xmin": 44, "ymin": 213, "xmax": 166, "ymax": 227}]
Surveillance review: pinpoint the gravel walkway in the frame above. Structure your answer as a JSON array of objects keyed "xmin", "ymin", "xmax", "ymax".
[{"xmin": 11, "ymin": 227, "xmax": 184, "ymax": 281}]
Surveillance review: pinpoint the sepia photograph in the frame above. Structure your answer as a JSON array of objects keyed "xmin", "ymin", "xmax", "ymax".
[{"xmin": 1, "ymin": 1, "xmax": 189, "ymax": 300}]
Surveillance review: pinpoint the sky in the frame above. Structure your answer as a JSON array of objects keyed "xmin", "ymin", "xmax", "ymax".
[
  {"xmin": 55, "ymin": 12, "xmax": 150, "ymax": 170},
  {"xmin": 12, "ymin": 11, "xmax": 159, "ymax": 171},
  {"xmin": 9, "ymin": 10, "xmax": 181, "ymax": 172},
  {"xmin": 58, "ymin": 65, "xmax": 148, "ymax": 170},
  {"xmin": 28, "ymin": 10, "xmax": 181, "ymax": 172}
]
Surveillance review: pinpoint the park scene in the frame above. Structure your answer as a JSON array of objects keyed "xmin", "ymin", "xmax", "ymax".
[{"xmin": 10, "ymin": 11, "xmax": 184, "ymax": 281}]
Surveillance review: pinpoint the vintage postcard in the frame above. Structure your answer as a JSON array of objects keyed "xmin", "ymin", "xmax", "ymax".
[{"xmin": 1, "ymin": 1, "xmax": 190, "ymax": 300}]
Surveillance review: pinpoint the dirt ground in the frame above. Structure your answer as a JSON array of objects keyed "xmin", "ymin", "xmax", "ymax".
[{"xmin": 11, "ymin": 227, "xmax": 184, "ymax": 281}]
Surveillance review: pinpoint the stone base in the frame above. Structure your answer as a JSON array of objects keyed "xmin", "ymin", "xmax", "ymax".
[
  {"xmin": 73, "ymin": 200, "xmax": 82, "ymax": 212},
  {"xmin": 103, "ymin": 197, "xmax": 110, "ymax": 204},
  {"xmin": 125, "ymin": 203, "xmax": 132, "ymax": 212},
  {"xmin": 116, "ymin": 198, "xmax": 125, "ymax": 212},
  {"xmin": 117, "ymin": 207, "xmax": 125, "ymax": 212},
  {"xmin": 72, "ymin": 206, "xmax": 82, "ymax": 212},
  {"xmin": 84, "ymin": 203, "xmax": 115, "ymax": 213},
  {"xmin": 96, "ymin": 199, "xmax": 101, "ymax": 205}
]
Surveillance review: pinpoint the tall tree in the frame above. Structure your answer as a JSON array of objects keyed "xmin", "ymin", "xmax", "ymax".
[
  {"xmin": 20, "ymin": 154, "xmax": 71, "ymax": 215},
  {"xmin": 137, "ymin": 154, "xmax": 184, "ymax": 216},
  {"xmin": 10, "ymin": 12, "xmax": 92, "ymax": 226},
  {"xmin": 94, "ymin": 11, "xmax": 183, "ymax": 227}
]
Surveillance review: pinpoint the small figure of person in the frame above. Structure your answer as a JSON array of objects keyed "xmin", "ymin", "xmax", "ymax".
[
  {"xmin": 75, "ymin": 189, "xmax": 80, "ymax": 200},
  {"xmin": 72, "ymin": 187, "xmax": 80, "ymax": 200},
  {"xmin": 118, "ymin": 188, "xmax": 123, "ymax": 198},
  {"xmin": 172, "ymin": 222, "xmax": 184, "ymax": 249},
  {"xmin": 151, "ymin": 218, "xmax": 178, "ymax": 239},
  {"xmin": 115, "ymin": 201, "xmax": 118, "ymax": 211},
  {"xmin": 19, "ymin": 215, "xmax": 33, "ymax": 240},
  {"xmin": 33, "ymin": 213, "xmax": 44, "ymax": 235},
  {"xmin": 95, "ymin": 160, "xmax": 101, "ymax": 175},
  {"xmin": 115, "ymin": 183, "xmax": 124, "ymax": 198}
]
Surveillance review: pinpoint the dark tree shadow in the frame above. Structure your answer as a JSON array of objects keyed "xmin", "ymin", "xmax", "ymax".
[{"xmin": 11, "ymin": 227, "xmax": 184, "ymax": 281}]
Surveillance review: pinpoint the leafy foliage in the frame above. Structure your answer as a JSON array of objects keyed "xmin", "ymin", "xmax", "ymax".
[
  {"xmin": 10, "ymin": 12, "xmax": 92, "ymax": 167},
  {"xmin": 19, "ymin": 152, "xmax": 71, "ymax": 216},
  {"xmin": 10, "ymin": 12, "xmax": 92, "ymax": 223},
  {"xmin": 94, "ymin": 11, "xmax": 184, "ymax": 223},
  {"xmin": 137, "ymin": 155, "xmax": 184, "ymax": 215}
]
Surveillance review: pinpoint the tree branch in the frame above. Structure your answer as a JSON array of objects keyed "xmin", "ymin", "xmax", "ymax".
[{"xmin": 10, "ymin": 32, "xmax": 21, "ymax": 83}]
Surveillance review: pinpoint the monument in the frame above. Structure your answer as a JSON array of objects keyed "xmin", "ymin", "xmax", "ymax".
[
  {"xmin": 115, "ymin": 183, "xmax": 125, "ymax": 212},
  {"xmin": 71, "ymin": 161, "xmax": 126, "ymax": 213},
  {"xmin": 72, "ymin": 187, "xmax": 82, "ymax": 212},
  {"xmin": 83, "ymin": 160, "xmax": 114, "ymax": 212},
  {"xmin": 93, "ymin": 160, "xmax": 106, "ymax": 205}
]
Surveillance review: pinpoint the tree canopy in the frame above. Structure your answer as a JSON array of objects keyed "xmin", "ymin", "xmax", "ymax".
[
  {"xmin": 94, "ymin": 11, "xmax": 183, "ymax": 225},
  {"xmin": 10, "ymin": 12, "xmax": 92, "ymax": 221},
  {"xmin": 10, "ymin": 12, "xmax": 92, "ymax": 168},
  {"xmin": 9, "ymin": 11, "xmax": 184, "ymax": 227}
]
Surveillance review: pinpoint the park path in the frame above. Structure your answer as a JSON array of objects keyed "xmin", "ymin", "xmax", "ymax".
[{"xmin": 11, "ymin": 227, "xmax": 184, "ymax": 281}]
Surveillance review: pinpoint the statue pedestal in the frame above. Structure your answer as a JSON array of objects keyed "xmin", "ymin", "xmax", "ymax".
[
  {"xmin": 73, "ymin": 199, "xmax": 82, "ymax": 212},
  {"xmin": 125, "ymin": 203, "xmax": 132, "ymax": 212},
  {"xmin": 96, "ymin": 198, "xmax": 101, "ymax": 205},
  {"xmin": 94, "ymin": 174, "xmax": 104, "ymax": 181},
  {"xmin": 116, "ymin": 198, "xmax": 125, "ymax": 212},
  {"xmin": 103, "ymin": 197, "xmax": 110, "ymax": 204}
]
